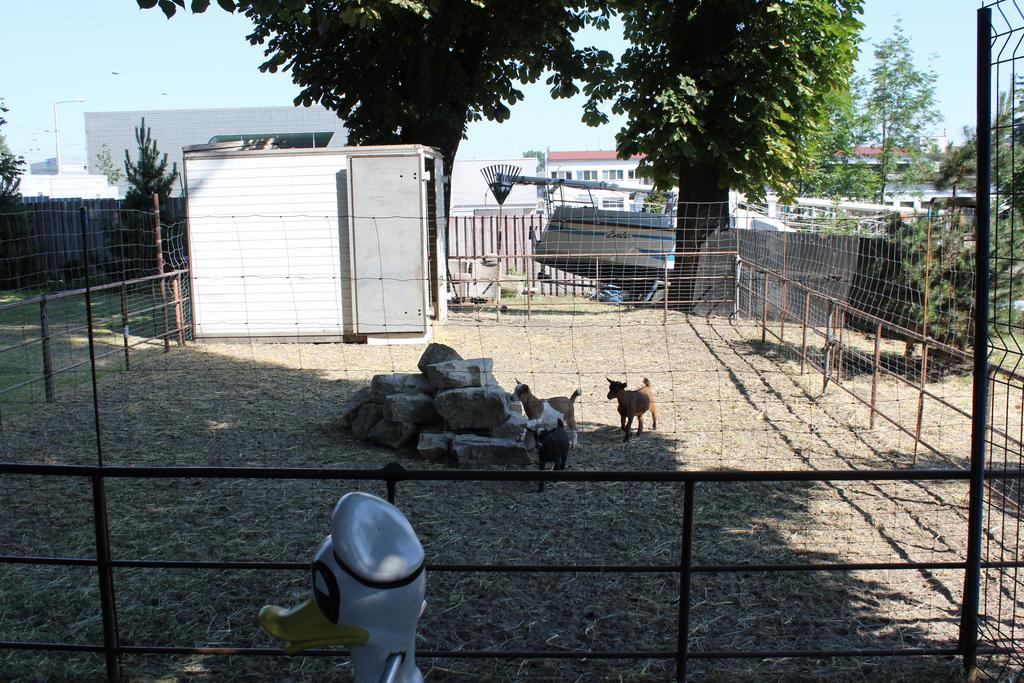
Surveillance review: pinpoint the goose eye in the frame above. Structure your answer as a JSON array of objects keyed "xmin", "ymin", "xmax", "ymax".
[{"xmin": 312, "ymin": 559, "xmax": 340, "ymax": 623}]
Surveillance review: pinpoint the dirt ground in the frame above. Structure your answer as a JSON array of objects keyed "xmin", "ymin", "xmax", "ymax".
[{"xmin": 0, "ymin": 304, "xmax": 1007, "ymax": 682}]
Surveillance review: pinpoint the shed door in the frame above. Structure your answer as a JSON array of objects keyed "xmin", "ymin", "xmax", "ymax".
[{"xmin": 348, "ymin": 154, "xmax": 427, "ymax": 334}]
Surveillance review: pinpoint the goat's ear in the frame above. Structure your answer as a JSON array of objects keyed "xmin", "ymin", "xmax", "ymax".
[{"xmin": 515, "ymin": 378, "xmax": 521, "ymax": 385}]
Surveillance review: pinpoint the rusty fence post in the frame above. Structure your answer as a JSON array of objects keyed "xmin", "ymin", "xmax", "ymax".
[
  {"xmin": 664, "ymin": 262, "xmax": 670, "ymax": 324},
  {"xmin": 914, "ymin": 342, "xmax": 930, "ymax": 464},
  {"xmin": 780, "ymin": 232, "xmax": 788, "ymax": 344},
  {"xmin": 173, "ymin": 273, "xmax": 185, "ymax": 345},
  {"xmin": 800, "ymin": 291, "xmax": 810, "ymax": 375},
  {"xmin": 40, "ymin": 295, "xmax": 55, "ymax": 403},
  {"xmin": 870, "ymin": 322, "xmax": 882, "ymax": 429},
  {"xmin": 761, "ymin": 270, "xmax": 769, "ymax": 344},
  {"xmin": 152, "ymin": 194, "xmax": 170, "ymax": 353}
]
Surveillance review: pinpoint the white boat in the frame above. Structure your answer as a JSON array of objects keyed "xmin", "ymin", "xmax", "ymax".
[{"xmin": 535, "ymin": 205, "xmax": 676, "ymax": 272}]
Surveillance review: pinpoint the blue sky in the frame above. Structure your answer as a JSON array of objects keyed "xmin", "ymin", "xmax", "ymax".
[{"xmin": 3, "ymin": 1, "xmax": 979, "ymax": 168}]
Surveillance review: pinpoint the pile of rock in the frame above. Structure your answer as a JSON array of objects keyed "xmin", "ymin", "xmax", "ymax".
[{"xmin": 341, "ymin": 343, "xmax": 533, "ymax": 467}]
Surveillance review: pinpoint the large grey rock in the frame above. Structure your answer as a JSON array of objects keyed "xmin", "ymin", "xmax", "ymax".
[
  {"xmin": 451, "ymin": 435, "xmax": 532, "ymax": 467},
  {"xmin": 371, "ymin": 373, "xmax": 431, "ymax": 401},
  {"xmin": 368, "ymin": 419, "xmax": 419, "ymax": 450},
  {"xmin": 417, "ymin": 343, "xmax": 463, "ymax": 374},
  {"xmin": 416, "ymin": 432, "xmax": 454, "ymax": 459},
  {"xmin": 351, "ymin": 403, "xmax": 384, "ymax": 442},
  {"xmin": 492, "ymin": 413, "xmax": 527, "ymax": 440},
  {"xmin": 340, "ymin": 386, "xmax": 374, "ymax": 427},
  {"xmin": 383, "ymin": 392, "xmax": 441, "ymax": 424},
  {"xmin": 425, "ymin": 358, "xmax": 496, "ymax": 391},
  {"xmin": 492, "ymin": 413, "xmax": 534, "ymax": 450},
  {"xmin": 434, "ymin": 386, "xmax": 510, "ymax": 430}
]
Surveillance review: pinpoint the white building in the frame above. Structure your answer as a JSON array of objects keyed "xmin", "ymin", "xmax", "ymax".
[
  {"xmin": 545, "ymin": 150, "xmax": 654, "ymax": 211},
  {"xmin": 19, "ymin": 172, "xmax": 120, "ymax": 200},
  {"xmin": 449, "ymin": 157, "xmax": 541, "ymax": 216}
]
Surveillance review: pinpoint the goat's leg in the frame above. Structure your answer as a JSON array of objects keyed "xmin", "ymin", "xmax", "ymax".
[
  {"xmin": 651, "ymin": 406, "xmax": 657, "ymax": 431},
  {"xmin": 619, "ymin": 413, "xmax": 626, "ymax": 434},
  {"xmin": 637, "ymin": 414, "xmax": 644, "ymax": 436},
  {"xmin": 623, "ymin": 416, "xmax": 634, "ymax": 442}
]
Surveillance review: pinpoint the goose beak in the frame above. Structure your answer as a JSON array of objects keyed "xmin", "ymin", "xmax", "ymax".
[{"xmin": 259, "ymin": 597, "xmax": 369, "ymax": 655}]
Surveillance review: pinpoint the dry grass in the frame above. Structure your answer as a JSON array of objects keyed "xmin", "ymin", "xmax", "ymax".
[{"xmin": 0, "ymin": 302, "xmax": 1008, "ymax": 682}]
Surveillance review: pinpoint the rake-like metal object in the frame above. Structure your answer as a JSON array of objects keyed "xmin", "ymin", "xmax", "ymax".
[{"xmin": 481, "ymin": 164, "xmax": 523, "ymax": 206}]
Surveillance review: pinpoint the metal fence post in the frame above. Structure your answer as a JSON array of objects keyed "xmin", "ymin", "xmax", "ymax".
[
  {"xmin": 40, "ymin": 295, "xmax": 55, "ymax": 402},
  {"xmin": 120, "ymin": 282, "xmax": 131, "ymax": 369},
  {"xmin": 92, "ymin": 474, "xmax": 121, "ymax": 682},
  {"xmin": 733, "ymin": 257, "xmax": 741, "ymax": 319},
  {"xmin": 82, "ymin": 205, "xmax": 121, "ymax": 679},
  {"xmin": 870, "ymin": 322, "xmax": 882, "ymax": 429},
  {"xmin": 153, "ymin": 194, "xmax": 170, "ymax": 353},
  {"xmin": 173, "ymin": 273, "xmax": 185, "ymax": 345},
  {"xmin": 800, "ymin": 292, "xmax": 810, "ymax": 375},
  {"xmin": 676, "ymin": 481, "xmax": 695, "ymax": 682},
  {"xmin": 761, "ymin": 271, "xmax": 769, "ymax": 344},
  {"xmin": 80, "ymin": 206, "xmax": 105, "ymax": 466},
  {"xmin": 960, "ymin": 6, "xmax": 991, "ymax": 675}
]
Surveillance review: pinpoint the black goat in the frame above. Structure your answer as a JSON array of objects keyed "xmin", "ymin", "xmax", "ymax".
[{"xmin": 535, "ymin": 419, "xmax": 570, "ymax": 492}]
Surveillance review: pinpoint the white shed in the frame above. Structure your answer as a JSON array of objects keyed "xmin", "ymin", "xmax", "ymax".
[{"xmin": 182, "ymin": 143, "xmax": 447, "ymax": 343}]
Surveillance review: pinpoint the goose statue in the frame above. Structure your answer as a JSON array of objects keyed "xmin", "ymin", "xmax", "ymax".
[{"xmin": 259, "ymin": 491, "xmax": 426, "ymax": 683}]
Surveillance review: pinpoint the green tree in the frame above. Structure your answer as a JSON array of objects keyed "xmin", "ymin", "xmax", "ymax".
[
  {"xmin": 118, "ymin": 118, "xmax": 180, "ymax": 278},
  {"xmin": 95, "ymin": 143, "xmax": 124, "ymax": 187},
  {"xmin": 585, "ymin": 0, "xmax": 863, "ymax": 303},
  {"xmin": 522, "ymin": 150, "xmax": 546, "ymax": 175},
  {"xmin": 139, "ymin": 0, "xmax": 613, "ymax": 215},
  {"xmin": 801, "ymin": 85, "xmax": 878, "ymax": 201},
  {"xmin": 123, "ymin": 117, "xmax": 178, "ymax": 211},
  {"xmin": 934, "ymin": 127, "xmax": 976, "ymax": 200},
  {"xmin": 0, "ymin": 102, "xmax": 25, "ymax": 207},
  {"xmin": 863, "ymin": 20, "xmax": 940, "ymax": 203}
]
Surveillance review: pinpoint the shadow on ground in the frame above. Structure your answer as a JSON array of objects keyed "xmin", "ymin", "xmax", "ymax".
[{"xmin": 0, "ymin": 338, "xmax": 968, "ymax": 681}]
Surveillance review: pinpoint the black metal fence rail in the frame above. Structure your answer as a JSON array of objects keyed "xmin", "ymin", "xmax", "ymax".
[{"xmin": 2, "ymin": 462, "xmax": 1017, "ymax": 682}]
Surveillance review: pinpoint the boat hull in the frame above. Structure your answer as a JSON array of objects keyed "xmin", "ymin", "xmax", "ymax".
[{"xmin": 532, "ymin": 208, "xmax": 675, "ymax": 297}]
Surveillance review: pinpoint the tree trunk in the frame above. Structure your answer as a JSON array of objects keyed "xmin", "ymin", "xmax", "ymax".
[{"xmin": 674, "ymin": 161, "xmax": 729, "ymax": 309}]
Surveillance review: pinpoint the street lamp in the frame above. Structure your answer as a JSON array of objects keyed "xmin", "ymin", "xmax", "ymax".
[{"xmin": 53, "ymin": 97, "xmax": 85, "ymax": 175}]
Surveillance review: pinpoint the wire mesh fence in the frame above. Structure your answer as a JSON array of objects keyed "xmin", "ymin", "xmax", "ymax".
[{"xmin": 0, "ymin": 181, "xmax": 999, "ymax": 682}]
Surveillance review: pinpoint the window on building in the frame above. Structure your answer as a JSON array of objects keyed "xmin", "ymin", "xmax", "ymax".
[
  {"xmin": 627, "ymin": 169, "xmax": 636, "ymax": 180},
  {"xmin": 602, "ymin": 169, "xmax": 624, "ymax": 181},
  {"xmin": 578, "ymin": 170, "xmax": 598, "ymax": 180},
  {"xmin": 601, "ymin": 197, "xmax": 625, "ymax": 209},
  {"xmin": 550, "ymin": 171, "xmax": 573, "ymax": 180}
]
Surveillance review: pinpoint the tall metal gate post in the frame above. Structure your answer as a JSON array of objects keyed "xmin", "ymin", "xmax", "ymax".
[
  {"xmin": 959, "ymin": 6, "xmax": 991, "ymax": 677},
  {"xmin": 81, "ymin": 207, "xmax": 121, "ymax": 680},
  {"xmin": 676, "ymin": 481, "xmax": 695, "ymax": 681}
]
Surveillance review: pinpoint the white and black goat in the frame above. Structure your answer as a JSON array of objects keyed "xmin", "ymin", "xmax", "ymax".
[{"xmin": 512, "ymin": 381, "xmax": 581, "ymax": 448}]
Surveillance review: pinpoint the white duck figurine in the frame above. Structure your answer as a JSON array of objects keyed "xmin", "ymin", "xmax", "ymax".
[{"xmin": 259, "ymin": 492, "xmax": 426, "ymax": 683}]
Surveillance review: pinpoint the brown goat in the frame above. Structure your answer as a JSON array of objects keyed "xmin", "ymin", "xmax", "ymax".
[{"xmin": 606, "ymin": 377, "xmax": 656, "ymax": 442}]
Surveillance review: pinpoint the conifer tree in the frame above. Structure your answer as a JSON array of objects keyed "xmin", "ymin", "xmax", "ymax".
[{"xmin": 123, "ymin": 117, "xmax": 178, "ymax": 211}]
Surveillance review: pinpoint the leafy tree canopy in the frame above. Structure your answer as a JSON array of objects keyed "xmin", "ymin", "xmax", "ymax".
[
  {"xmin": 140, "ymin": 0, "xmax": 614, "ymax": 211},
  {"xmin": 800, "ymin": 86, "xmax": 878, "ymax": 202},
  {"xmin": 585, "ymin": 0, "xmax": 864, "ymax": 205},
  {"xmin": 522, "ymin": 149, "xmax": 546, "ymax": 174},
  {"xmin": 862, "ymin": 19, "xmax": 940, "ymax": 202}
]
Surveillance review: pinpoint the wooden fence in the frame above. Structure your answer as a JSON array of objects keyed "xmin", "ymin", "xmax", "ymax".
[
  {"xmin": 447, "ymin": 214, "xmax": 594, "ymax": 297},
  {"xmin": 1, "ymin": 198, "xmax": 186, "ymax": 286}
]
